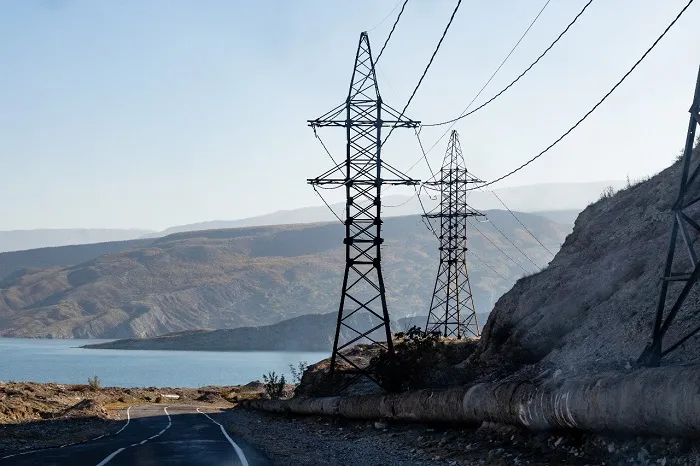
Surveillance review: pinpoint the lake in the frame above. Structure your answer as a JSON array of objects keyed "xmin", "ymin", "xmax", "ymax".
[{"xmin": 0, "ymin": 338, "xmax": 328, "ymax": 388}]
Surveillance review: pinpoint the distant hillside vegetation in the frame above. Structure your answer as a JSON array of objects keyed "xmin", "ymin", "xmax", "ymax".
[{"xmin": 0, "ymin": 212, "xmax": 570, "ymax": 339}]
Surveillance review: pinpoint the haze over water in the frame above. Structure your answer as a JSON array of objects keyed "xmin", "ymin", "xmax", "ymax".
[{"xmin": 0, "ymin": 339, "xmax": 326, "ymax": 388}]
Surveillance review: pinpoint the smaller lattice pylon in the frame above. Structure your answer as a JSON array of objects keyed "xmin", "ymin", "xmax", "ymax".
[{"xmin": 423, "ymin": 130, "xmax": 484, "ymax": 339}]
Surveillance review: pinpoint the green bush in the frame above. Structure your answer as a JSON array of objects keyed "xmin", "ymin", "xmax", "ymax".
[
  {"xmin": 289, "ymin": 361, "xmax": 307, "ymax": 385},
  {"xmin": 87, "ymin": 375, "xmax": 102, "ymax": 391},
  {"xmin": 371, "ymin": 326, "xmax": 443, "ymax": 392},
  {"xmin": 262, "ymin": 371, "xmax": 286, "ymax": 399}
]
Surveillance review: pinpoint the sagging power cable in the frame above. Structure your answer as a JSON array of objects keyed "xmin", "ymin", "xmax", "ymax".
[
  {"xmin": 375, "ymin": 0, "xmax": 410, "ymax": 64},
  {"xmin": 383, "ymin": 0, "xmax": 463, "ymax": 145},
  {"xmin": 472, "ymin": 0, "xmax": 696, "ymax": 190}
]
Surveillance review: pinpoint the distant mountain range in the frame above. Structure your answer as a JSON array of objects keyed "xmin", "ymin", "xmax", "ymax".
[
  {"xmin": 0, "ymin": 229, "xmax": 153, "ymax": 254},
  {"xmin": 0, "ymin": 211, "xmax": 570, "ymax": 339},
  {"xmin": 0, "ymin": 181, "xmax": 621, "ymax": 253},
  {"xmin": 142, "ymin": 181, "xmax": 623, "ymax": 238},
  {"xmin": 81, "ymin": 313, "xmax": 490, "ymax": 352}
]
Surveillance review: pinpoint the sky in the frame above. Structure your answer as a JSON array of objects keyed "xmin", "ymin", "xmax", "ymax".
[{"xmin": 0, "ymin": 0, "xmax": 698, "ymax": 231}]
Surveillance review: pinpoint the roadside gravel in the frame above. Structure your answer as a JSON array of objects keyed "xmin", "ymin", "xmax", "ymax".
[
  {"xmin": 222, "ymin": 408, "xmax": 456, "ymax": 466},
  {"xmin": 222, "ymin": 407, "xmax": 700, "ymax": 466}
]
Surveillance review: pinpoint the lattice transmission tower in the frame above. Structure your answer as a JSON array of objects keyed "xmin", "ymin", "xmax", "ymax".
[
  {"xmin": 307, "ymin": 32, "xmax": 420, "ymax": 384},
  {"xmin": 639, "ymin": 66, "xmax": 700, "ymax": 366},
  {"xmin": 424, "ymin": 130, "xmax": 484, "ymax": 339}
]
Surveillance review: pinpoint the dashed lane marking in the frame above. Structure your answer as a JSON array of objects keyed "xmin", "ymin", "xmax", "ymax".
[
  {"xmin": 95, "ymin": 406, "xmax": 171, "ymax": 465},
  {"xmin": 0, "ymin": 406, "xmax": 133, "ymax": 460}
]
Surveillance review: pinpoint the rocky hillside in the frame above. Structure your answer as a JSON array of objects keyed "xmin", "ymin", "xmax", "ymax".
[
  {"xmin": 0, "ymin": 212, "xmax": 568, "ymax": 339},
  {"xmin": 476, "ymin": 149, "xmax": 700, "ymax": 376}
]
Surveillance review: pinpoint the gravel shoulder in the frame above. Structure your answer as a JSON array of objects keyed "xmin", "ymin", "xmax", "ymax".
[{"xmin": 222, "ymin": 407, "xmax": 700, "ymax": 466}]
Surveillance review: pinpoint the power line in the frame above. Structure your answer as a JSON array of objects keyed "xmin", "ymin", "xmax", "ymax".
[
  {"xmin": 491, "ymin": 191, "xmax": 556, "ymax": 257},
  {"xmin": 417, "ymin": 187, "xmax": 439, "ymax": 239},
  {"xmin": 398, "ymin": 0, "xmax": 591, "ymax": 180},
  {"xmin": 368, "ymin": 0, "xmax": 405, "ymax": 33},
  {"xmin": 383, "ymin": 0, "xmax": 463, "ymax": 144},
  {"xmin": 312, "ymin": 185, "xmax": 344, "ymax": 224},
  {"xmin": 468, "ymin": 218, "xmax": 532, "ymax": 274},
  {"xmin": 483, "ymin": 215, "xmax": 543, "ymax": 270},
  {"xmin": 467, "ymin": 249, "xmax": 514, "ymax": 285},
  {"xmin": 473, "ymin": 0, "xmax": 696, "ymax": 190},
  {"xmin": 375, "ymin": 0, "xmax": 410, "ymax": 64},
  {"xmin": 422, "ymin": 0, "xmax": 588, "ymax": 129}
]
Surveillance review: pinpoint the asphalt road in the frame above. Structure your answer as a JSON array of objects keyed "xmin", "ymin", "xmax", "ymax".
[{"xmin": 1, "ymin": 405, "xmax": 270, "ymax": 466}]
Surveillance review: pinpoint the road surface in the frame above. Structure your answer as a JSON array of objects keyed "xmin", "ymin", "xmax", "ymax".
[{"xmin": 1, "ymin": 405, "xmax": 270, "ymax": 465}]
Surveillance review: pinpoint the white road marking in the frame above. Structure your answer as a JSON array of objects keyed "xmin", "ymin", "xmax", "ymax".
[
  {"xmin": 0, "ymin": 405, "xmax": 133, "ymax": 460},
  {"xmin": 94, "ymin": 406, "xmax": 172, "ymax": 465},
  {"xmin": 197, "ymin": 408, "xmax": 250, "ymax": 466},
  {"xmin": 115, "ymin": 406, "xmax": 132, "ymax": 434},
  {"xmin": 95, "ymin": 448, "xmax": 124, "ymax": 466}
]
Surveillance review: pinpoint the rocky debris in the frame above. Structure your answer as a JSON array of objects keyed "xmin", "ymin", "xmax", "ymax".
[{"xmin": 61, "ymin": 399, "xmax": 108, "ymax": 419}]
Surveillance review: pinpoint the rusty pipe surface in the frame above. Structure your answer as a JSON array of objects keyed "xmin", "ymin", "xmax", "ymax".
[{"xmin": 241, "ymin": 367, "xmax": 700, "ymax": 437}]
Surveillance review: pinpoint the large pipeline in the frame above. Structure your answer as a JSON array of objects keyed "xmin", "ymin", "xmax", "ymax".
[{"xmin": 241, "ymin": 367, "xmax": 700, "ymax": 437}]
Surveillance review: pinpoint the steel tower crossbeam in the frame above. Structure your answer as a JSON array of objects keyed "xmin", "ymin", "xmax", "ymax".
[
  {"xmin": 638, "ymin": 66, "xmax": 700, "ymax": 366},
  {"xmin": 307, "ymin": 32, "xmax": 420, "ymax": 386},
  {"xmin": 424, "ymin": 130, "xmax": 483, "ymax": 339}
]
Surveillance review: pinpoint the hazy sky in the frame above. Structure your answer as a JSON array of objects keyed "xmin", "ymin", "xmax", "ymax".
[{"xmin": 0, "ymin": 0, "xmax": 698, "ymax": 230}]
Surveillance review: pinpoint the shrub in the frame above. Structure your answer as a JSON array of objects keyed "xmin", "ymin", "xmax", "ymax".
[
  {"xmin": 155, "ymin": 396, "xmax": 163, "ymax": 404},
  {"xmin": 87, "ymin": 375, "xmax": 101, "ymax": 391},
  {"xmin": 599, "ymin": 185, "xmax": 615, "ymax": 200},
  {"xmin": 371, "ymin": 326, "xmax": 443, "ymax": 392},
  {"xmin": 262, "ymin": 371, "xmax": 286, "ymax": 399},
  {"xmin": 289, "ymin": 361, "xmax": 307, "ymax": 385}
]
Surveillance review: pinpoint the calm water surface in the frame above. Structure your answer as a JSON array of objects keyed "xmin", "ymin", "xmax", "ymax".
[{"xmin": 0, "ymin": 338, "xmax": 328, "ymax": 388}]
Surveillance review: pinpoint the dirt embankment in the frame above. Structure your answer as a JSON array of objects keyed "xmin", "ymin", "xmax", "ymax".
[{"xmin": 0, "ymin": 380, "xmax": 265, "ymax": 455}]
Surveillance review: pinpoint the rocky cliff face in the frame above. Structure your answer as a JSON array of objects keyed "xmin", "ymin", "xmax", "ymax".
[{"xmin": 477, "ymin": 150, "xmax": 700, "ymax": 376}]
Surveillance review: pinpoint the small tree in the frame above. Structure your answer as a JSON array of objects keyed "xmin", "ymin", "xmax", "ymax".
[
  {"xmin": 87, "ymin": 375, "xmax": 102, "ymax": 391},
  {"xmin": 262, "ymin": 371, "xmax": 286, "ymax": 399},
  {"xmin": 289, "ymin": 361, "xmax": 307, "ymax": 385}
]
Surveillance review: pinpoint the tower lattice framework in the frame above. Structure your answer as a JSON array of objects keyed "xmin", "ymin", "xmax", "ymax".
[
  {"xmin": 639, "ymin": 66, "xmax": 700, "ymax": 366},
  {"xmin": 308, "ymin": 32, "xmax": 420, "ymax": 383},
  {"xmin": 424, "ymin": 130, "xmax": 483, "ymax": 339}
]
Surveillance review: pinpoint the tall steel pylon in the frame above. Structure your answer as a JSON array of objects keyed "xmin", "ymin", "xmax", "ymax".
[
  {"xmin": 307, "ymin": 32, "xmax": 420, "ymax": 385},
  {"xmin": 423, "ymin": 130, "xmax": 484, "ymax": 339},
  {"xmin": 639, "ymin": 66, "xmax": 700, "ymax": 366}
]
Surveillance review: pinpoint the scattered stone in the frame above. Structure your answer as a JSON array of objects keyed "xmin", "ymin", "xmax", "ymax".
[{"xmin": 373, "ymin": 421, "xmax": 387, "ymax": 429}]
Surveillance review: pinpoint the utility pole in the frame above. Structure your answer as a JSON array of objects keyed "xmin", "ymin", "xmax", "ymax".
[
  {"xmin": 424, "ymin": 130, "xmax": 483, "ymax": 339},
  {"xmin": 307, "ymin": 32, "xmax": 420, "ymax": 386},
  {"xmin": 638, "ymin": 66, "xmax": 700, "ymax": 366}
]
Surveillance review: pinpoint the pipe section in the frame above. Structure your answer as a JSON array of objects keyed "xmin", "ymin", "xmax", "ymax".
[{"xmin": 242, "ymin": 367, "xmax": 700, "ymax": 436}]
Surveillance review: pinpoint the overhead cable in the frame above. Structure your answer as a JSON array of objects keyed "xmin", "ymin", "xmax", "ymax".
[
  {"xmin": 473, "ymin": 0, "xmax": 696, "ymax": 190},
  {"xmin": 468, "ymin": 218, "xmax": 532, "ymax": 274},
  {"xmin": 375, "ymin": 0, "xmax": 410, "ymax": 64},
  {"xmin": 467, "ymin": 249, "xmax": 514, "ymax": 285},
  {"xmin": 484, "ymin": 215, "xmax": 543, "ymax": 270},
  {"xmin": 422, "ymin": 0, "xmax": 588, "ymax": 129},
  {"xmin": 383, "ymin": 0, "xmax": 463, "ymax": 144},
  {"xmin": 491, "ymin": 191, "xmax": 556, "ymax": 257}
]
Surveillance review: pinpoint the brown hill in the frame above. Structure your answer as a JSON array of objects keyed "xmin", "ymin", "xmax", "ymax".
[{"xmin": 0, "ymin": 212, "xmax": 569, "ymax": 339}]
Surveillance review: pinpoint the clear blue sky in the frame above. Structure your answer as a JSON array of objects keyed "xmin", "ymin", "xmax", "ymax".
[{"xmin": 0, "ymin": 0, "xmax": 697, "ymax": 230}]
